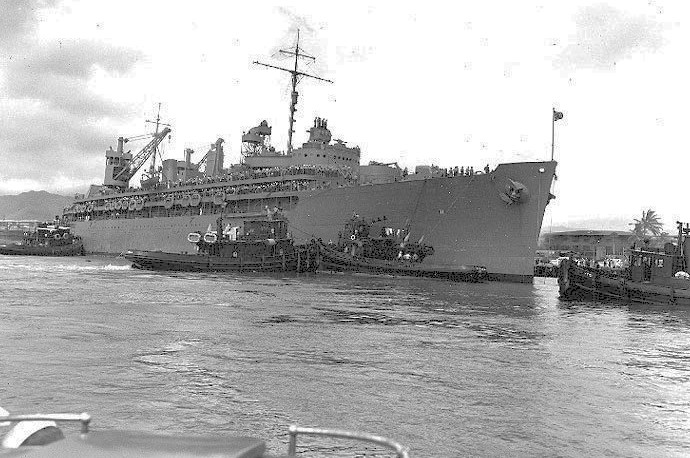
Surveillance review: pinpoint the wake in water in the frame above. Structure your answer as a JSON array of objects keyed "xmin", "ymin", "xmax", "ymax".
[{"xmin": 0, "ymin": 256, "xmax": 132, "ymax": 273}]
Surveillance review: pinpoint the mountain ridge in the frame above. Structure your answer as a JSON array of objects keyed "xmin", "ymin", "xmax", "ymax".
[{"xmin": 0, "ymin": 191, "xmax": 72, "ymax": 221}]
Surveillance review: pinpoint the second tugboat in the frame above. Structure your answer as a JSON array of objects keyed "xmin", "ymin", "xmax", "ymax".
[
  {"xmin": 0, "ymin": 223, "xmax": 83, "ymax": 256},
  {"xmin": 559, "ymin": 221, "xmax": 690, "ymax": 306},
  {"xmin": 124, "ymin": 209, "xmax": 319, "ymax": 272},
  {"xmin": 318, "ymin": 214, "xmax": 487, "ymax": 282}
]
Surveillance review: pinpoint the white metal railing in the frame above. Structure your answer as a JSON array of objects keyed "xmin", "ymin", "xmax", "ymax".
[
  {"xmin": 2, "ymin": 414, "xmax": 411, "ymax": 457},
  {"xmin": 0, "ymin": 413, "xmax": 91, "ymax": 434},
  {"xmin": 287, "ymin": 425, "xmax": 410, "ymax": 457}
]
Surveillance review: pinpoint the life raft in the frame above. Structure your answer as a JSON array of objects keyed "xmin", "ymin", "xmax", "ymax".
[
  {"xmin": 213, "ymin": 192, "xmax": 226, "ymax": 205},
  {"xmin": 187, "ymin": 232, "xmax": 202, "ymax": 243},
  {"xmin": 135, "ymin": 199, "xmax": 145, "ymax": 211},
  {"xmin": 164, "ymin": 196, "xmax": 174, "ymax": 209},
  {"xmin": 203, "ymin": 232, "xmax": 217, "ymax": 243},
  {"xmin": 190, "ymin": 193, "xmax": 202, "ymax": 207}
]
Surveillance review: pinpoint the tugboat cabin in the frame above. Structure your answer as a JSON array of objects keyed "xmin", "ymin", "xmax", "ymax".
[
  {"xmin": 194, "ymin": 216, "xmax": 293, "ymax": 258},
  {"xmin": 242, "ymin": 218, "xmax": 288, "ymax": 241}
]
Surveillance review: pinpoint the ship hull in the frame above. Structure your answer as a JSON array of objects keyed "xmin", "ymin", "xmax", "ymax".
[{"xmin": 71, "ymin": 161, "xmax": 556, "ymax": 282}]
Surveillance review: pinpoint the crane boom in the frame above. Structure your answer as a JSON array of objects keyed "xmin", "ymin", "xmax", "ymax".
[{"xmin": 113, "ymin": 127, "xmax": 171, "ymax": 182}]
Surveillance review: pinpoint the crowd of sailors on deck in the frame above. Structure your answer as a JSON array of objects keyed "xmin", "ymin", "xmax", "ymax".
[
  {"xmin": 169, "ymin": 165, "xmax": 354, "ymax": 189},
  {"xmin": 159, "ymin": 178, "xmax": 324, "ymax": 200},
  {"xmin": 441, "ymin": 165, "xmax": 491, "ymax": 177},
  {"xmin": 69, "ymin": 178, "xmax": 332, "ymax": 219},
  {"xmin": 96, "ymin": 165, "xmax": 353, "ymax": 196}
]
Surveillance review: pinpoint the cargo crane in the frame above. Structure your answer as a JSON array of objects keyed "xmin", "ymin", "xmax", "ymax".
[
  {"xmin": 103, "ymin": 127, "xmax": 171, "ymax": 189},
  {"xmin": 194, "ymin": 138, "xmax": 225, "ymax": 174},
  {"xmin": 368, "ymin": 161, "xmax": 401, "ymax": 170}
]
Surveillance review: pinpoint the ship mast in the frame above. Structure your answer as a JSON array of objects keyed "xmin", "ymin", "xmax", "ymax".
[
  {"xmin": 253, "ymin": 29, "xmax": 333, "ymax": 154},
  {"xmin": 145, "ymin": 103, "xmax": 171, "ymax": 176}
]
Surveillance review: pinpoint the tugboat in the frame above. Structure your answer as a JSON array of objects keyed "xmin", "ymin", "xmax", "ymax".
[
  {"xmin": 0, "ymin": 408, "xmax": 410, "ymax": 457},
  {"xmin": 124, "ymin": 211, "xmax": 319, "ymax": 273},
  {"xmin": 559, "ymin": 221, "xmax": 690, "ymax": 305},
  {"xmin": 0, "ymin": 223, "xmax": 83, "ymax": 256},
  {"xmin": 318, "ymin": 214, "xmax": 487, "ymax": 282}
]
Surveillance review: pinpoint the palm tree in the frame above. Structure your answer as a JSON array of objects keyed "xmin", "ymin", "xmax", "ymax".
[
  {"xmin": 629, "ymin": 209, "xmax": 664, "ymax": 245},
  {"xmin": 635, "ymin": 209, "xmax": 664, "ymax": 236}
]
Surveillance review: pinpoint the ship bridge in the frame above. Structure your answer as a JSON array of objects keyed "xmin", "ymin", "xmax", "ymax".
[{"xmin": 242, "ymin": 117, "xmax": 361, "ymax": 171}]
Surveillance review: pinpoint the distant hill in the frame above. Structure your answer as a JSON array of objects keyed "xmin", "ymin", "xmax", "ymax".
[{"xmin": 0, "ymin": 191, "xmax": 72, "ymax": 221}]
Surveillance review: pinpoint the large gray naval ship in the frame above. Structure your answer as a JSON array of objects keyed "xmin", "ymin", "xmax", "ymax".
[{"xmin": 61, "ymin": 33, "xmax": 557, "ymax": 282}]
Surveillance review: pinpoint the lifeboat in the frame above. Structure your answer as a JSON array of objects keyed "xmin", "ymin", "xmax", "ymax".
[
  {"xmin": 213, "ymin": 192, "xmax": 226, "ymax": 205},
  {"xmin": 180, "ymin": 194, "xmax": 190, "ymax": 208},
  {"xmin": 190, "ymin": 193, "xmax": 202, "ymax": 207}
]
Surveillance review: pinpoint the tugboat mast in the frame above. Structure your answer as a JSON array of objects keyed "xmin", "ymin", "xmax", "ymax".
[{"xmin": 254, "ymin": 29, "xmax": 333, "ymax": 154}]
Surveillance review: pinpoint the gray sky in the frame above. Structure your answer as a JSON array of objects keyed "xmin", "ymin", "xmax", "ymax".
[{"xmin": 0, "ymin": 0, "xmax": 687, "ymax": 228}]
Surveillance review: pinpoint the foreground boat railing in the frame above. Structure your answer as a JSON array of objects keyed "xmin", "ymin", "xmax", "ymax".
[
  {"xmin": 1, "ymin": 414, "xmax": 410, "ymax": 457},
  {"xmin": 287, "ymin": 425, "xmax": 410, "ymax": 457},
  {"xmin": 0, "ymin": 413, "xmax": 91, "ymax": 434}
]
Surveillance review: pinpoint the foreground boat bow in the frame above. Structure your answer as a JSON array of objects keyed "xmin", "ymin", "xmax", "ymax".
[{"xmin": 0, "ymin": 412, "xmax": 410, "ymax": 457}]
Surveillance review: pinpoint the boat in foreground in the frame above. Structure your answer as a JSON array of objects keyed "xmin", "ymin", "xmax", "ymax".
[
  {"xmin": 318, "ymin": 215, "xmax": 487, "ymax": 282},
  {"xmin": 124, "ymin": 213, "xmax": 319, "ymax": 273},
  {"xmin": 0, "ymin": 224, "xmax": 83, "ymax": 257},
  {"xmin": 0, "ymin": 411, "xmax": 409, "ymax": 457},
  {"xmin": 558, "ymin": 222, "xmax": 690, "ymax": 306}
]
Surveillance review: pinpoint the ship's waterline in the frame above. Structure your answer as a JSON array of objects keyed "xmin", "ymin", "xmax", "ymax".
[{"xmin": 72, "ymin": 161, "xmax": 556, "ymax": 282}]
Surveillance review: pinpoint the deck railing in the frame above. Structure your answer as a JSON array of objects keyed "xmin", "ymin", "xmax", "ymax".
[{"xmin": 287, "ymin": 425, "xmax": 410, "ymax": 457}]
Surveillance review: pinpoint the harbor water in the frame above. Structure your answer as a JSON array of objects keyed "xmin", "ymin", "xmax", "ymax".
[{"xmin": 1, "ymin": 256, "xmax": 689, "ymax": 457}]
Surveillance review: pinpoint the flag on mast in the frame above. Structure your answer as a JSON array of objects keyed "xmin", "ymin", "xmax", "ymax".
[{"xmin": 553, "ymin": 110, "xmax": 564, "ymax": 121}]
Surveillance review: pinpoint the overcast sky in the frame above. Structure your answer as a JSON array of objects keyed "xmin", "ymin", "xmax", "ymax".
[{"xmin": 0, "ymin": 0, "xmax": 687, "ymax": 228}]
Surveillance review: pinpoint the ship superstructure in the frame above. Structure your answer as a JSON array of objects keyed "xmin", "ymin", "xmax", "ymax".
[{"xmin": 61, "ymin": 32, "xmax": 557, "ymax": 282}]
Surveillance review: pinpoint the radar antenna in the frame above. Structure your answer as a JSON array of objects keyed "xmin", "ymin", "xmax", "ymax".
[{"xmin": 253, "ymin": 29, "xmax": 333, "ymax": 154}]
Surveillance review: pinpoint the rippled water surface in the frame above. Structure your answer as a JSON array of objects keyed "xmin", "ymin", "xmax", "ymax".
[{"xmin": 1, "ymin": 256, "xmax": 689, "ymax": 457}]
